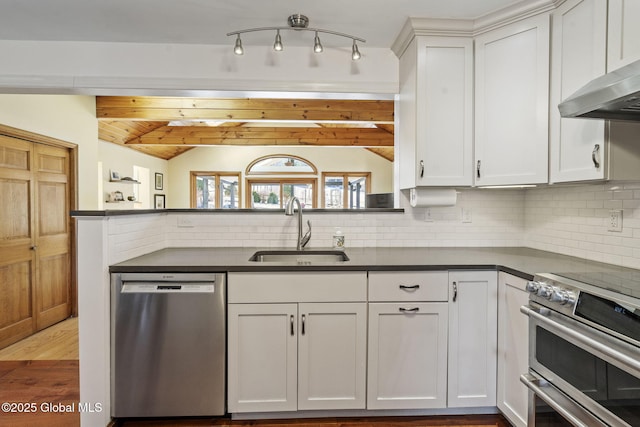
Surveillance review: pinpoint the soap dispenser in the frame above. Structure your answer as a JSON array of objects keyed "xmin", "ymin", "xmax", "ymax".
[{"xmin": 332, "ymin": 228, "xmax": 345, "ymax": 250}]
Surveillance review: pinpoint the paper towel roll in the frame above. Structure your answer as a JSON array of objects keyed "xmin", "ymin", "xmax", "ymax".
[{"xmin": 409, "ymin": 188, "xmax": 457, "ymax": 207}]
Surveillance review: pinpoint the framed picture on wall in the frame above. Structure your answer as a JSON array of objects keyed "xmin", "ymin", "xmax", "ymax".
[
  {"xmin": 154, "ymin": 194, "xmax": 166, "ymax": 209},
  {"xmin": 155, "ymin": 173, "xmax": 163, "ymax": 190}
]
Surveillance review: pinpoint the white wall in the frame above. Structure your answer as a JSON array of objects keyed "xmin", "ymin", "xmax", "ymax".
[
  {"xmin": 167, "ymin": 145, "xmax": 393, "ymax": 208},
  {"xmin": 0, "ymin": 94, "xmax": 99, "ymax": 209},
  {"xmin": 0, "ymin": 41, "xmax": 398, "ymax": 95},
  {"xmin": 98, "ymin": 140, "xmax": 168, "ymax": 209}
]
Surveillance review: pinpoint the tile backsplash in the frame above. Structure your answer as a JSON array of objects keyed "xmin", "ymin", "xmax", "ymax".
[
  {"xmin": 105, "ymin": 181, "xmax": 640, "ymax": 270},
  {"xmin": 525, "ymin": 182, "xmax": 640, "ymax": 269}
]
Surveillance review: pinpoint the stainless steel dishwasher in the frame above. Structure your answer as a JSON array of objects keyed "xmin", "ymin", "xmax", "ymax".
[{"xmin": 111, "ymin": 272, "xmax": 226, "ymax": 418}]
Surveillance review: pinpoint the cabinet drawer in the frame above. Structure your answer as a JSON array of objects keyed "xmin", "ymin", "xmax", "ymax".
[
  {"xmin": 368, "ymin": 271, "xmax": 449, "ymax": 302},
  {"xmin": 228, "ymin": 271, "xmax": 367, "ymax": 303}
]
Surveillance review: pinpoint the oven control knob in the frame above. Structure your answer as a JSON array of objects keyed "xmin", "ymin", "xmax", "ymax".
[
  {"xmin": 525, "ymin": 281, "xmax": 541, "ymax": 293},
  {"xmin": 550, "ymin": 289, "xmax": 577, "ymax": 306},
  {"xmin": 536, "ymin": 284, "xmax": 553, "ymax": 298}
]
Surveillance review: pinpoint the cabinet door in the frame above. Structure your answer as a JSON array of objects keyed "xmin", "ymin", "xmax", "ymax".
[
  {"xmin": 367, "ymin": 302, "xmax": 448, "ymax": 409},
  {"xmin": 474, "ymin": 15, "xmax": 550, "ymax": 186},
  {"xmin": 297, "ymin": 303, "xmax": 367, "ymax": 410},
  {"xmin": 497, "ymin": 273, "xmax": 530, "ymax": 427},
  {"xmin": 228, "ymin": 303, "xmax": 298, "ymax": 413},
  {"xmin": 549, "ymin": 0, "xmax": 608, "ymax": 183},
  {"xmin": 398, "ymin": 36, "xmax": 473, "ymax": 189},
  {"xmin": 608, "ymin": 0, "xmax": 640, "ymax": 71},
  {"xmin": 448, "ymin": 271, "xmax": 498, "ymax": 408}
]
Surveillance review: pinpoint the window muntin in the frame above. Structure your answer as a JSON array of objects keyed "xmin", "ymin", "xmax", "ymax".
[
  {"xmin": 191, "ymin": 172, "xmax": 241, "ymax": 209},
  {"xmin": 322, "ymin": 172, "xmax": 371, "ymax": 209},
  {"xmin": 248, "ymin": 179, "xmax": 316, "ymax": 209}
]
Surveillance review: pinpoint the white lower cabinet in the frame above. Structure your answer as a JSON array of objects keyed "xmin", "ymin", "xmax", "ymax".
[
  {"xmin": 227, "ymin": 272, "xmax": 368, "ymax": 414},
  {"xmin": 447, "ymin": 271, "xmax": 498, "ymax": 408},
  {"xmin": 367, "ymin": 271, "xmax": 449, "ymax": 409},
  {"xmin": 496, "ymin": 273, "xmax": 530, "ymax": 427}
]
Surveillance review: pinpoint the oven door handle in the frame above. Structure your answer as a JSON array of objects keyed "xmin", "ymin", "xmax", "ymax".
[
  {"xmin": 520, "ymin": 373, "xmax": 606, "ymax": 427},
  {"xmin": 521, "ymin": 304, "xmax": 640, "ymax": 377}
]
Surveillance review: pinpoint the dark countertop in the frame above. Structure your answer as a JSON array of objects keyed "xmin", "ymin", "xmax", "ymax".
[{"xmin": 109, "ymin": 246, "xmax": 633, "ymax": 281}]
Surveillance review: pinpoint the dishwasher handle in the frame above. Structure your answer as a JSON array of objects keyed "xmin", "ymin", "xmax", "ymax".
[{"xmin": 121, "ymin": 282, "xmax": 216, "ymax": 293}]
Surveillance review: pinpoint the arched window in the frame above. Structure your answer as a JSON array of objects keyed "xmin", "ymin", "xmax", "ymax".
[{"xmin": 246, "ymin": 155, "xmax": 317, "ymax": 209}]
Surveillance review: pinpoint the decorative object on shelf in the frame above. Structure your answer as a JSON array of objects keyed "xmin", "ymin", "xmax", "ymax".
[
  {"xmin": 108, "ymin": 191, "xmax": 124, "ymax": 202},
  {"xmin": 110, "ymin": 170, "xmax": 120, "ymax": 181},
  {"xmin": 227, "ymin": 14, "xmax": 365, "ymax": 61},
  {"xmin": 127, "ymin": 196, "xmax": 136, "ymax": 201},
  {"xmin": 155, "ymin": 172, "xmax": 163, "ymax": 190},
  {"xmin": 154, "ymin": 194, "xmax": 166, "ymax": 209}
]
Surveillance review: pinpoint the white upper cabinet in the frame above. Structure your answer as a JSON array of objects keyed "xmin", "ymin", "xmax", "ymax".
[
  {"xmin": 549, "ymin": 0, "xmax": 608, "ymax": 183},
  {"xmin": 550, "ymin": 0, "xmax": 640, "ymax": 183},
  {"xmin": 474, "ymin": 14, "xmax": 550, "ymax": 186},
  {"xmin": 607, "ymin": 0, "xmax": 640, "ymax": 71},
  {"xmin": 398, "ymin": 36, "xmax": 474, "ymax": 189}
]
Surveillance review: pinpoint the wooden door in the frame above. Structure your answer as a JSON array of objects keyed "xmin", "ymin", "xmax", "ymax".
[
  {"xmin": 0, "ymin": 136, "xmax": 36, "ymax": 349},
  {"xmin": 0, "ymin": 134, "xmax": 72, "ymax": 349},
  {"xmin": 34, "ymin": 143, "xmax": 71, "ymax": 330}
]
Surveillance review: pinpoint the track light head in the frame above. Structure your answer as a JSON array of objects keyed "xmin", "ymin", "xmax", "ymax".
[
  {"xmin": 233, "ymin": 34, "xmax": 243, "ymax": 55},
  {"xmin": 313, "ymin": 31, "xmax": 323, "ymax": 53},
  {"xmin": 273, "ymin": 30, "xmax": 283, "ymax": 51},
  {"xmin": 351, "ymin": 40, "xmax": 361, "ymax": 60}
]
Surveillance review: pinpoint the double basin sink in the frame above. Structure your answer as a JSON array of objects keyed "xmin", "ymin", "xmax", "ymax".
[{"xmin": 249, "ymin": 250, "xmax": 349, "ymax": 264}]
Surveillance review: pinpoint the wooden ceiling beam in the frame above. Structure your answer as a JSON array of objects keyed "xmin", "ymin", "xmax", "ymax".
[
  {"xmin": 96, "ymin": 96, "xmax": 394, "ymax": 123},
  {"xmin": 125, "ymin": 126, "xmax": 394, "ymax": 147}
]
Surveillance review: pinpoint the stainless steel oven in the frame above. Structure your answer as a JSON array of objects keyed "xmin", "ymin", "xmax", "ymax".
[{"xmin": 521, "ymin": 273, "xmax": 640, "ymax": 427}]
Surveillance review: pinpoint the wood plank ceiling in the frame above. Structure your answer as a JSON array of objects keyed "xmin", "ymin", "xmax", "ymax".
[{"xmin": 96, "ymin": 97, "xmax": 395, "ymax": 161}]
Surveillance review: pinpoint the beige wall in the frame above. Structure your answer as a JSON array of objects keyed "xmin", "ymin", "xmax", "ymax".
[
  {"xmin": 167, "ymin": 145, "xmax": 394, "ymax": 208},
  {"xmin": 0, "ymin": 94, "xmax": 99, "ymax": 209},
  {"xmin": 98, "ymin": 140, "xmax": 169, "ymax": 209}
]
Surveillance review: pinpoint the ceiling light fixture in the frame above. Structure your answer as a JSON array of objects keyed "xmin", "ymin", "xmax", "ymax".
[{"xmin": 227, "ymin": 14, "xmax": 365, "ymax": 60}]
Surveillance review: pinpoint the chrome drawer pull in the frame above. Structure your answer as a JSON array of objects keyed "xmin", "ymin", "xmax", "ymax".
[
  {"xmin": 399, "ymin": 284, "xmax": 420, "ymax": 291},
  {"xmin": 399, "ymin": 307, "xmax": 419, "ymax": 313}
]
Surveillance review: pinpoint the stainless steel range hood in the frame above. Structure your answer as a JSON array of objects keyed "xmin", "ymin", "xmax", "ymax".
[{"xmin": 558, "ymin": 59, "xmax": 640, "ymax": 121}]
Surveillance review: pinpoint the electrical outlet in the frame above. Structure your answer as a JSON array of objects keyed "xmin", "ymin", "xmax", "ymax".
[
  {"xmin": 608, "ymin": 210, "xmax": 622, "ymax": 232},
  {"xmin": 425, "ymin": 208, "xmax": 434, "ymax": 222},
  {"xmin": 461, "ymin": 207, "xmax": 472, "ymax": 223},
  {"xmin": 177, "ymin": 216, "xmax": 195, "ymax": 228}
]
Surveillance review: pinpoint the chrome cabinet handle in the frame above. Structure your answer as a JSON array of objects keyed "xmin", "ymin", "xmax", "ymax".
[
  {"xmin": 290, "ymin": 315, "xmax": 294, "ymax": 336},
  {"xmin": 419, "ymin": 160, "xmax": 424, "ymax": 178},
  {"xmin": 399, "ymin": 284, "xmax": 420, "ymax": 291},
  {"xmin": 476, "ymin": 160, "xmax": 481, "ymax": 179},
  {"xmin": 301, "ymin": 314, "xmax": 306, "ymax": 335},
  {"xmin": 399, "ymin": 307, "xmax": 419, "ymax": 313},
  {"xmin": 452, "ymin": 281, "xmax": 458, "ymax": 302},
  {"xmin": 592, "ymin": 144, "xmax": 601, "ymax": 168}
]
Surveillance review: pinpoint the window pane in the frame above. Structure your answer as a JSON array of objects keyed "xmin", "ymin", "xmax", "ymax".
[
  {"xmin": 348, "ymin": 176, "xmax": 367, "ymax": 209},
  {"xmin": 324, "ymin": 176, "xmax": 344, "ymax": 208},
  {"xmin": 220, "ymin": 176, "xmax": 239, "ymax": 209},
  {"xmin": 249, "ymin": 156, "xmax": 315, "ymax": 173},
  {"xmin": 196, "ymin": 176, "xmax": 216, "ymax": 209},
  {"xmin": 251, "ymin": 183, "xmax": 281, "ymax": 209},
  {"xmin": 285, "ymin": 183, "xmax": 314, "ymax": 209}
]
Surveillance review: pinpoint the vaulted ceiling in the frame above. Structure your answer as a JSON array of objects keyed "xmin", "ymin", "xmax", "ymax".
[{"xmin": 96, "ymin": 96, "xmax": 395, "ymax": 161}]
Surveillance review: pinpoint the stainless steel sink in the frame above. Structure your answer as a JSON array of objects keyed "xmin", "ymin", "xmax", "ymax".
[{"xmin": 249, "ymin": 250, "xmax": 349, "ymax": 263}]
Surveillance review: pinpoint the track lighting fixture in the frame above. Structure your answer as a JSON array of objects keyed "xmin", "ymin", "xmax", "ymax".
[{"xmin": 227, "ymin": 14, "xmax": 365, "ymax": 60}]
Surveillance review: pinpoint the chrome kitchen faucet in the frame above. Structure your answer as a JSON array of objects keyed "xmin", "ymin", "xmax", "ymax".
[{"xmin": 285, "ymin": 196, "xmax": 311, "ymax": 250}]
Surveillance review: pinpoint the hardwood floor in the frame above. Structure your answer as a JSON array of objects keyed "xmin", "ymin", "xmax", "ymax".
[
  {"xmin": 0, "ymin": 317, "xmax": 79, "ymax": 361},
  {"xmin": 113, "ymin": 415, "xmax": 511, "ymax": 427},
  {"xmin": 0, "ymin": 318, "xmax": 511, "ymax": 427}
]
